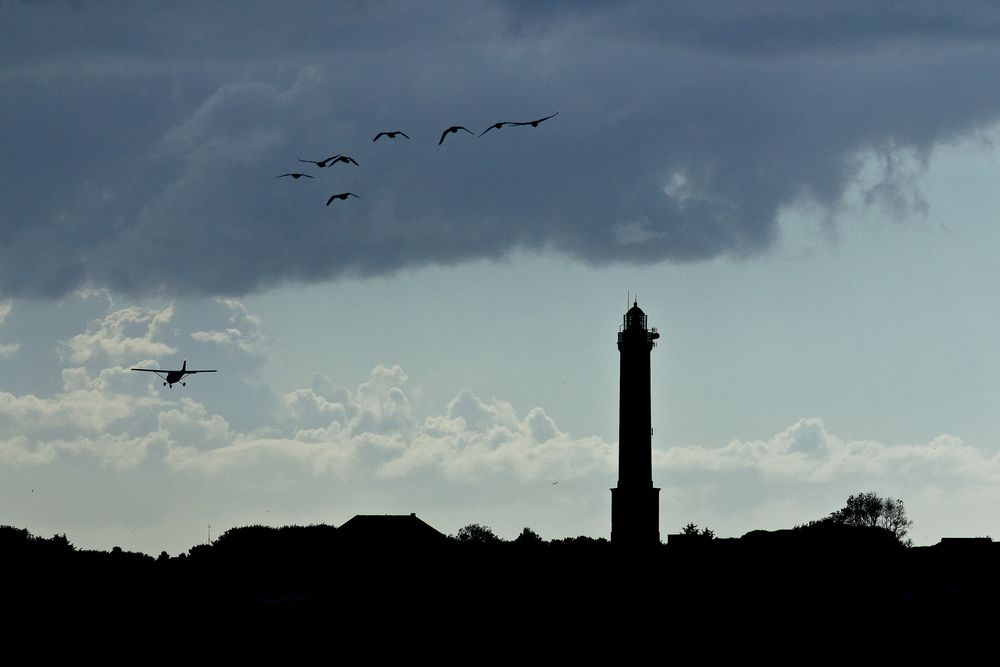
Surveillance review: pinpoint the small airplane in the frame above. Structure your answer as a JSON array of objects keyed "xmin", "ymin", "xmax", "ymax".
[{"xmin": 131, "ymin": 360, "xmax": 217, "ymax": 388}]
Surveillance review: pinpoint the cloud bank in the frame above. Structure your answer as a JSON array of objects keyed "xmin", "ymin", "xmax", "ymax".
[
  {"xmin": 1, "ymin": 296, "xmax": 998, "ymax": 547},
  {"xmin": 3, "ymin": 2, "xmax": 1000, "ymax": 296}
]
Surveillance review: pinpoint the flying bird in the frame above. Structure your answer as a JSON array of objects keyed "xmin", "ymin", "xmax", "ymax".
[
  {"xmin": 326, "ymin": 192, "xmax": 359, "ymax": 205},
  {"xmin": 275, "ymin": 173, "xmax": 314, "ymax": 179},
  {"xmin": 328, "ymin": 155, "xmax": 360, "ymax": 166},
  {"xmin": 373, "ymin": 131, "xmax": 410, "ymax": 142},
  {"xmin": 438, "ymin": 126, "xmax": 474, "ymax": 145},
  {"xmin": 479, "ymin": 121, "xmax": 515, "ymax": 137},
  {"xmin": 299, "ymin": 156, "xmax": 339, "ymax": 168},
  {"xmin": 512, "ymin": 112, "xmax": 559, "ymax": 127}
]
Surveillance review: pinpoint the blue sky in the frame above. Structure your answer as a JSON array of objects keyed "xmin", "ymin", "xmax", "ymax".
[{"xmin": 2, "ymin": 1, "xmax": 1000, "ymax": 553}]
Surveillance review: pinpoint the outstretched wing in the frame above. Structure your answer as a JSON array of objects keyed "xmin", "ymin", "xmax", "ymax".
[
  {"xmin": 132, "ymin": 368, "xmax": 168, "ymax": 381},
  {"xmin": 480, "ymin": 122, "xmax": 511, "ymax": 137},
  {"xmin": 513, "ymin": 112, "xmax": 559, "ymax": 126},
  {"xmin": 182, "ymin": 369, "xmax": 218, "ymax": 375}
]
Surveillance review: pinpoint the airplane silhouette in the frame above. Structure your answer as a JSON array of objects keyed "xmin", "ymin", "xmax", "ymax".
[
  {"xmin": 439, "ymin": 126, "xmax": 474, "ymax": 145},
  {"xmin": 373, "ymin": 131, "xmax": 410, "ymax": 141},
  {"xmin": 275, "ymin": 173, "xmax": 314, "ymax": 179},
  {"xmin": 512, "ymin": 112, "xmax": 559, "ymax": 127},
  {"xmin": 131, "ymin": 361, "xmax": 217, "ymax": 388},
  {"xmin": 326, "ymin": 192, "xmax": 359, "ymax": 205}
]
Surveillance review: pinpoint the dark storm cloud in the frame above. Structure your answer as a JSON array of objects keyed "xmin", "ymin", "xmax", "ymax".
[{"xmin": 3, "ymin": 1, "xmax": 1000, "ymax": 297}]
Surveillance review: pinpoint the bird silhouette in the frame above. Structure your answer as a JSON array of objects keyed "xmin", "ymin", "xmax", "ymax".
[
  {"xmin": 512, "ymin": 112, "xmax": 559, "ymax": 127},
  {"xmin": 328, "ymin": 155, "xmax": 360, "ymax": 166},
  {"xmin": 275, "ymin": 173, "xmax": 314, "ymax": 179},
  {"xmin": 299, "ymin": 156, "xmax": 339, "ymax": 168},
  {"xmin": 479, "ymin": 121, "xmax": 515, "ymax": 137},
  {"xmin": 439, "ymin": 126, "xmax": 474, "ymax": 145},
  {"xmin": 373, "ymin": 131, "xmax": 410, "ymax": 142},
  {"xmin": 326, "ymin": 192, "xmax": 359, "ymax": 205}
]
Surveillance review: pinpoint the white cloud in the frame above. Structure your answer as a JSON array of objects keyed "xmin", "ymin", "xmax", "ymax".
[
  {"xmin": 49, "ymin": 431, "xmax": 168, "ymax": 471},
  {"xmin": 157, "ymin": 398, "xmax": 235, "ymax": 451},
  {"xmin": 378, "ymin": 390, "xmax": 614, "ymax": 482},
  {"xmin": 654, "ymin": 417, "xmax": 1000, "ymax": 486},
  {"xmin": 282, "ymin": 387, "xmax": 352, "ymax": 430},
  {"xmin": 63, "ymin": 303, "xmax": 176, "ymax": 365},
  {"xmin": 0, "ymin": 435, "xmax": 56, "ymax": 465},
  {"xmin": 0, "ymin": 387, "xmax": 139, "ymax": 436},
  {"xmin": 190, "ymin": 298, "xmax": 266, "ymax": 356},
  {"xmin": 9, "ymin": 341, "xmax": 1000, "ymax": 505},
  {"xmin": 0, "ymin": 302, "xmax": 18, "ymax": 359},
  {"xmin": 0, "ymin": 343, "xmax": 612, "ymax": 486}
]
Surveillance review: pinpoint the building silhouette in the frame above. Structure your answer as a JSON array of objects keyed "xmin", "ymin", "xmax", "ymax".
[
  {"xmin": 337, "ymin": 513, "xmax": 446, "ymax": 549},
  {"xmin": 611, "ymin": 301, "xmax": 661, "ymax": 546}
]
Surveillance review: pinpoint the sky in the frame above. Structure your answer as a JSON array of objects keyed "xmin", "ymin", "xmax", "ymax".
[{"xmin": 2, "ymin": 1, "xmax": 1000, "ymax": 554}]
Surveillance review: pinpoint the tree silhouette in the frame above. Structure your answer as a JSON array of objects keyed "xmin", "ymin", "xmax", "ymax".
[
  {"xmin": 514, "ymin": 527, "xmax": 544, "ymax": 545},
  {"xmin": 827, "ymin": 491, "xmax": 913, "ymax": 546},
  {"xmin": 455, "ymin": 523, "xmax": 502, "ymax": 545},
  {"xmin": 682, "ymin": 522, "xmax": 714, "ymax": 538}
]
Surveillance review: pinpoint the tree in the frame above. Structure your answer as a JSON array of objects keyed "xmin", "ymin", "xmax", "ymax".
[
  {"xmin": 455, "ymin": 523, "xmax": 503, "ymax": 545},
  {"xmin": 681, "ymin": 522, "xmax": 714, "ymax": 538},
  {"xmin": 514, "ymin": 527, "xmax": 544, "ymax": 545},
  {"xmin": 827, "ymin": 491, "xmax": 913, "ymax": 546}
]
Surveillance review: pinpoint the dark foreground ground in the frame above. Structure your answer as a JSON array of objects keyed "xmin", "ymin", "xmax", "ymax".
[{"xmin": 3, "ymin": 522, "xmax": 996, "ymax": 655}]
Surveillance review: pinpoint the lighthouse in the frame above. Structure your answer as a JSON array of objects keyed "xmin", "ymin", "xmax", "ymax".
[{"xmin": 611, "ymin": 301, "xmax": 661, "ymax": 546}]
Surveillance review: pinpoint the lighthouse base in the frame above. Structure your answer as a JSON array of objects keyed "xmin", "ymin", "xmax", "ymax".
[{"xmin": 611, "ymin": 486, "xmax": 661, "ymax": 546}]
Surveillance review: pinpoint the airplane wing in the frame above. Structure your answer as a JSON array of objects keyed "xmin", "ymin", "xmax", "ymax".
[
  {"xmin": 183, "ymin": 370, "xmax": 218, "ymax": 374},
  {"xmin": 132, "ymin": 368, "xmax": 169, "ymax": 381}
]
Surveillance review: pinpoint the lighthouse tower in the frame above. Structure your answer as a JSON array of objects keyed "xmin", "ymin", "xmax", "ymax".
[{"xmin": 611, "ymin": 301, "xmax": 661, "ymax": 546}]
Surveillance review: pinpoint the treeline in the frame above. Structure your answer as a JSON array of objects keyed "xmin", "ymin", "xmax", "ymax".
[{"xmin": 3, "ymin": 518, "xmax": 998, "ymax": 627}]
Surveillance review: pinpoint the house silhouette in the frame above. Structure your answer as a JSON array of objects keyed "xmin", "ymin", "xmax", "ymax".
[{"xmin": 337, "ymin": 513, "xmax": 446, "ymax": 549}]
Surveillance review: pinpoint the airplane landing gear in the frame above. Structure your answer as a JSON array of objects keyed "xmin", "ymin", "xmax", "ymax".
[
  {"xmin": 163, "ymin": 382, "xmax": 167, "ymax": 386},
  {"xmin": 181, "ymin": 382, "xmax": 186, "ymax": 386}
]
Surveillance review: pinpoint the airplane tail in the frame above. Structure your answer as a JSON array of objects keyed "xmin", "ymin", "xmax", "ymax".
[{"xmin": 182, "ymin": 360, "xmax": 187, "ymax": 372}]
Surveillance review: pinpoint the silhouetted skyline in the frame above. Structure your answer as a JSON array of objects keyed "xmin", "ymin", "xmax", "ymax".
[{"xmin": 3, "ymin": 3, "xmax": 1000, "ymax": 555}]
